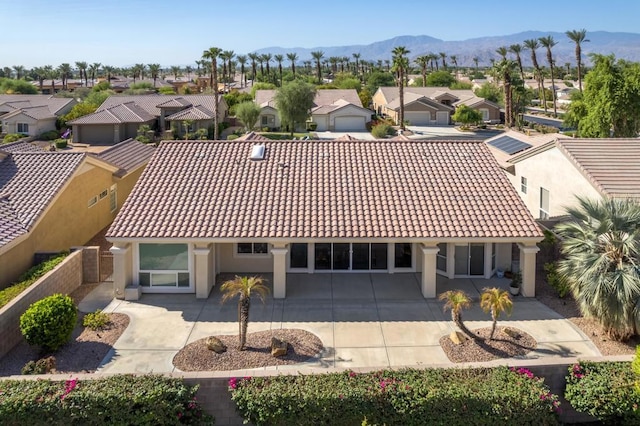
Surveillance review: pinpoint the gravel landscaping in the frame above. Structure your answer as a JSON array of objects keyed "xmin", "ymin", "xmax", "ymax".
[{"xmin": 440, "ymin": 326, "xmax": 537, "ymax": 363}]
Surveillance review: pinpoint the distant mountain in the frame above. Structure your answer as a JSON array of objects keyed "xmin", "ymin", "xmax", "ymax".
[{"xmin": 254, "ymin": 31, "xmax": 640, "ymax": 67}]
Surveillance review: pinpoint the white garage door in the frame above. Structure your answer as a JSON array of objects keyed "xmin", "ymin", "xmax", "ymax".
[
  {"xmin": 334, "ymin": 116, "xmax": 366, "ymax": 131},
  {"xmin": 404, "ymin": 112, "xmax": 430, "ymax": 126},
  {"xmin": 436, "ymin": 111, "xmax": 450, "ymax": 125}
]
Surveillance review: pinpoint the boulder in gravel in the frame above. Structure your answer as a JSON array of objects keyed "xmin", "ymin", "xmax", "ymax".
[
  {"xmin": 206, "ymin": 336, "xmax": 227, "ymax": 354},
  {"xmin": 271, "ymin": 337, "xmax": 288, "ymax": 357},
  {"xmin": 502, "ymin": 327, "xmax": 521, "ymax": 339},
  {"xmin": 449, "ymin": 331, "xmax": 469, "ymax": 345}
]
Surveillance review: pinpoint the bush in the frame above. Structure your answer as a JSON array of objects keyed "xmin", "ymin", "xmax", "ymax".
[
  {"xmin": 39, "ymin": 130, "xmax": 59, "ymax": 140},
  {"xmin": 83, "ymin": 309, "xmax": 110, "ymax": 330},
  {"xmin": 544, "ymin": 262, "xmax": 570, "ymax": 298},
  {"xmin": 0, "ymin": 375, "xmax": 213, "ymax": 424},
  {"xmin": 54, "ymin": 138, "xmax": 67, "ymax": 149},
  {"xmin": 227, "ymin": 134, "xmax": 239, "ymax": 140},
  {"xmin": 21, "ymin": 356, "xmax": 56, "ymax": 375},
  {"xmin": 2, "ymin": 133, "xmax": 23, "ymax": 144},
  {"xmin": 371, "ymin": 123, "xmax": 395, "ymax": 138},
  {"xmin": 566, "ymin": 360, "xmax": 640, "ymax": 423},
  {"xmin": 20, "ymin": 294, "xmax": 77, "ymax": 352},
  {"xmin": 0, "ymin": 253, "xmax": 68, "ymax": 309},
  {"xmin": 230, "ymin": 367, "xmax": 560, "ymax": 425}
]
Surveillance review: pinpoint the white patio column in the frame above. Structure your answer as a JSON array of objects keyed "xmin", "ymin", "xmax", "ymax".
[
  {"xmin": 271, "ymin": 245, "xmax": 288, "ymax": 299},
  {"xmin": 484, "ymin": 242, "xmax": 493, "ymax": 279},
  {"xmin": 518, "ymin": 243, "xmax": 540, "ymax": 297},
  {"xmin": 193, "ymin": 245, "xmax": 211, "ymax": 299},
  {"xmin": 110, "ymin": 243, "xmax": 131, "ymax": 300},
  {"xmin": 420, "ymin": 244, "xmax": 439, "ymax": 298}
]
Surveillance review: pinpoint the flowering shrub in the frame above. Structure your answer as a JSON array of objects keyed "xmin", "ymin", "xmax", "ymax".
[
  {"xmin": 0, "ymin": 375, "xmax": 214, "ymax": 425},
  {"xmin": 565, "ymin": 360, "xmax": 640, "ymax": 423},
  {"xmin": 229, "ymin": 367, "xmax": 560, "ymax": 425}
]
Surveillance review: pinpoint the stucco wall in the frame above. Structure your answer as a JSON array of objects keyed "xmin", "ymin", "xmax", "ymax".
[{"xmin": 217, "ymin": 243, "xmax": 274, "ymax": 273}]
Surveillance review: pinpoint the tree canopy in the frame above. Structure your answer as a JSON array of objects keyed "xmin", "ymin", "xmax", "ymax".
[
  {"xmin": 452, "ymin": 105, "xmax": 483, "ymax": 126},
  {"xmin": 274, "ymin": 80, "xmax": 316, "ymax": 136},
  {"xmin": 0, "ymin": 78, "xmax": 37, "ymax": 94},
  {"xmin": 235, "ymin": 101, "xmax": 261, "ymax": 131},
  {"xmin": 425, "ymin": 70, "xmax": 455, "ymax": 87},
  {"xmin": 365, "ymin": 71, "xmax": 395, "ymax": 94}
]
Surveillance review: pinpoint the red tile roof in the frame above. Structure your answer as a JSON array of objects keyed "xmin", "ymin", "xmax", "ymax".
[
  {"xmin": 94, "ymin": 138, "xmax": 155, "ymax": 177},
  {"xmin": 108, "ymin": 140, "xmax": 541, "ymax": 240}
]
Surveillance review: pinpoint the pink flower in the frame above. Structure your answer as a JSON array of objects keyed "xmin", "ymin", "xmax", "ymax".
[
  {"xmin": 177, "ymin": 412, "xmax": 183, "ymax": 419},
  {"xmin": 348, "ymin": 371, "xmax": 357, "ymax": 378},
  {"xmin": 229, "ymin": 378, "xmax": 238, "ymax": 389},
  {"xmin": 60, "ymin": 378, "xmax": 78, "ymax": 400},
  {"xmin": 380, "ymin": 380, "xmax": 386, "ymax": 389}
]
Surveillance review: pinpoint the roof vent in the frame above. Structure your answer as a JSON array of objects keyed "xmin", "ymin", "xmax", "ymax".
[{"xmin": 250, "ymin": 144, "xmax": 265, "ymax": 161}]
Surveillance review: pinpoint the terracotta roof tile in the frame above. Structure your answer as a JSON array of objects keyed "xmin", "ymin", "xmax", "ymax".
[{"xmin": 94, "ymin": 138, "xmax": 155, "ymax": 176}]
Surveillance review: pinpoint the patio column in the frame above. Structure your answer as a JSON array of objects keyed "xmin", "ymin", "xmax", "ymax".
[
  {"xmin": 518, "ymin": 243, "xmax": 540, "ymax": 297},
  {"xmin": 420, "ymin": 244, "xmax": 439, "ymax": 298},
  {"xmin": 110, "ymin": 243, "xmax": 132, "ymax": 300},
  {"xmin": 271, "ymin": 245, "xmax": 288, "ymax": 299},
  {"xmin": 193, "ymin": 245, "xmax": 211, "ymax": 299}
]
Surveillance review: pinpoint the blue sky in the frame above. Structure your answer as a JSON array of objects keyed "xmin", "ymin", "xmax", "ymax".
[{"xmin": 3, "ymin": 0, "xmax": 639, "ymax": 68}]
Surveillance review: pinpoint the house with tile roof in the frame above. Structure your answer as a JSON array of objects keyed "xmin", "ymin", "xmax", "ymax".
[
  {"xmin": 0, "ymin": 139, "xmax": 155, "ymax": 288},
  {"xmin": 505, "ymin": 138, "xmax": 640, "ymax": 220},
  {"xmin": 68, "ymin": 95, "xmax": 228, "ymax": 145},
  {"xmin": 0, "ymin": 95, "xmax": 76, "ymax": 137},
  {"xmin": 255, "ymin": 89, "xmax": 373, "ymax": 132},
  {"xmin": 372, "ymin": 87, "xmax": 501, "ymax": 126},
  {"xmin": 106, "ymin": 139, "xmax": 543, "ymax": 301}
]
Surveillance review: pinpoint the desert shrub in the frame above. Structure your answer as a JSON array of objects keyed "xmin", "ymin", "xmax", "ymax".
[
  {"xmin": 83, "ymin": 309, "xmax": 110, "ymax": 330},
  {"xmin": 2, "ymin": 133, "xmax": 23, "ymax": 143},
  {"xmin": 54, "ymin": 138, "xmax": 67, "ymax": 148},
  {"xmin": 0, "ymin": 375, "xmax": 213, "ymax": 424},
  {"xmin": 565, "ymin": 360, "xmax": 640, "ymax": 423},
  {"xmin": 19, "ymin": 294, "xmax": 77, "ymax": 352},
  {"xmin": 39, "ymin": 130, "xmax": 59, "ymax": 140},
  {"xmin": 230, "ymin": 367, "xmax": 560, "ymax": 425},
  {"xmin": 227, "ymin": 134, "xmax": 239, "ymax": 140},
  {"xmin": 0, "ymin": 253, "xmax": 68, "ymax": 309},
  {"xmin": 371, "ymin": 123, "xmax": 395, "ymax": 138},
  {"xmin": 544, "ymin": 262, "xmax": 570, "ymax": 298},
  {"xmin": 21, "ymin": 356, "xmax": 56, "ymax": 375}
]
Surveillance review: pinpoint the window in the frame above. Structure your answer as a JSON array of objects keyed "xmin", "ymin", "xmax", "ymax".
[
  {"xmin": 99, "ymin": 189, "xmax": 108, "ymax": 199},
  {"xmin": 491, "ymin": 243, "xmax": 496, "ymax": 270},
  {"xmin": 138, "ymin": 243, "xmax": 190, "ymax": 288},
  {"xmin": 437, "ymin": 243, "xmax": 447, "ymax": 272},
  {"xmin": 540, "ymin": 188, "xmax": 550, "ymax": 219},
  {"xmin": 261, "ymin": 115, "xmax": 268, "ymax": 126},
  {"xmin": 479, "ymin": 108, "xmax": 490, "ymax": 121},
  {"xmin": 290, "ymin": 243, "xmax": 308, "ymax": 268},
  {"xmin": 394, "ymin": 243, "xmax": 412, "ymax": 268},
  {"xmin": 17, "ymin": 123, "xmax": 29, "ymax": 134},
  {"xmin": 236, "ymin": 243, "xmax": 269, "ymax": 255},
  {"xmin": 88, "ymin": 196, "xmax": 98, "ymax": 207},
  {"xmin": 521, "ymin": 176, "xmax": 527, "ymax": 194},
  {"xmin": 109, "ymin": 185, "xmax": 117, "ymax": 212}
]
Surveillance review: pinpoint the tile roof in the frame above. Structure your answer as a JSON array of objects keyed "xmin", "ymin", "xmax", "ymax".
[
  {"xmin": 165, "ymin": 105, "xmax": 214, "ymax": 121},
  {"xmin": 0, "ymin": 141, "xmax": 48, "ymax": 153},
  {"xmin": 1, "ymin": 105, "xmax": 55, "ymax": 120},
  {"xmin": 94, "ymin": 138, "xmax": 155, "ymax": 177},
  {"xmin": 378, "ymin": 87, "xmax": 499, "ymax": 110},
  {"xmin": 97, "ymin": 95, "xmax": 220, "ymax": 118},
  {"xmin": 235, "ymin": 132, "xmax": 270, "ymax": 141},
  {"xmin": 0, "ymin": 95, "xmax": 75, "ymax": 115},
  {"xmin": 256, "ymin": 89, "xmax": 365, "ymax": 110},
  {"xmin": 0, "ymin": 152, "xmax": 85, "ymax": 247},
  {"xmin": 156, "ymin": 97, "xmax": 193, "ymax": 108},
  {"xmin": 107, "ymin": 140, "xmax": 542, "ymax": 240},
  {"xmin": 68, "ymin": 101, "xmax": 155, "ymax": 125}
]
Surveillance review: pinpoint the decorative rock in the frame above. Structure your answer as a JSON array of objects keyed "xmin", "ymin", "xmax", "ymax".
[
  {"xmin": 206, "ymin": 336, "xmax": 227, "ymax": 354},
  {"xmin": 271, "ymin": 336, "xmax": 288, "ymax": 357},
  {"xmin": 449, "ymin": 331, "xmax": 469, "ymax": 345},
  {"xmin": 503, "ymin": 327, "xmax": 521, "ymax": 339}
]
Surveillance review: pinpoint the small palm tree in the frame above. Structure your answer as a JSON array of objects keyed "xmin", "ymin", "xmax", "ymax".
[
  {"xmin": 480, "ymin": 288, "xmax": 513, "ymax": 341},
  {"xmin": 439, "ymin": 290, "xmax": 475, "ymax": 339},
  {"xmin": 220, "ymin": 275, "xmax": 270, "ymax": 350}
]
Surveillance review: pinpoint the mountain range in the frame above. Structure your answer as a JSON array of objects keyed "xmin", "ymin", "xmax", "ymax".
[{"xmin": 254, "ymin": 31, "xmax": 640, "ymax": 67}]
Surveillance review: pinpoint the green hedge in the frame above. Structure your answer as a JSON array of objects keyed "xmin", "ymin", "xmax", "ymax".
[
  {"xmin": 0, "ymin": 253, "xmax": 68, "ymax": 309},
  {"xmin": 565, "ymin": 360, "xmax": 640, "ymax": 423},
  {"xmin": 229, "ymin": 367, "xmax": 560, "ymax": 425},
  {"xmin": 0, "ymin": 375, "xmax": 214, "ymax": 425}
]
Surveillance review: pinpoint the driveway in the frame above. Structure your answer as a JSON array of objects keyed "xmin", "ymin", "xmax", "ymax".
[{"xmin": 80, "ymin": 274, "xmax": 600, "ymax": 374}]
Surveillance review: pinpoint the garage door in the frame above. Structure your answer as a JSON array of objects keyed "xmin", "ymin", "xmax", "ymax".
[
  {"xmin": 404, "ymin": 112, "xmax": 430, "ymax": 126},
  {"xmin": 436, "ymin": 111, "xmax": 450, "ymax": 125},
  {"xmin": 334, "ymin": 116, "xmax": 366, "ymax": 131}
]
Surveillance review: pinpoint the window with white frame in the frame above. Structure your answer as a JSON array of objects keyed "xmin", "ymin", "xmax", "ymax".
[
  {"xmin": 236, "ymin": 243, "xmax": 269, "ymax": 255},
  {"xmin": 540, "ymin": 187, "xmax": 550, "ymax": 219},
  {"xmin": 521, "ymin": 176, "xmax": 527, "ymax": 194},
  {"xmin": 109, "ymin": 184, "xmax": 117, "ymax": 212},
  {"xmin": 17, "ymin": 123, "xmax": 29, "ymax": 134},
  {"xmin": 138, "ymin": 243, "xmax": 190, "ymax": 288},
  {"xmin": 261, "ymin": 116, "xmax": 268, "ymax": 126},
  {"xmin": 479, "ymin": 108, "xmax": 490, "ymax": 121}
]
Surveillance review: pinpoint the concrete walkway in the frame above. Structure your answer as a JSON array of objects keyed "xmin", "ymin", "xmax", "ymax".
[{"xmin": 78, "ymin": 274, "xmax": 601, "ymax": 374}]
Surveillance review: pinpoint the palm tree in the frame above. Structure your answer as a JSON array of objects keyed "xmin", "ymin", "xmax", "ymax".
[
  {"xmin": 170, "ymin": 65, "xmax": 181, "ymax": 80},
  {"xmin": 450, "ymin": 55, "xmax": 458, "ymax": 74},
  {"xmin": 58, "ymin": 63, "xmax": 72, "ymax": 90},
  {"xmin": 263, "ymin": 53, "xmax": 272, "ymax": 79},
  {"xmin": 566, "ymin": 29, "xmax": 589, "ymax": 92},
  {"xmin": 496, "ymin": 46, "xmax": 508, "ymax": 61},
  {"xmin": 44, "ymin": 65, "xmax": 57, "ymax": 93},
  {"xmin": 274, "ymin": 54, "xmax": 284, "ymax": 87},
  {"xmin": 32, "ymin": 66, "xmax": 46, "ymax": 92},
  {"xmin": 415, "ymin": 55, "xmax": 429, "ymax": 87},
  {"xmin": 438, "ymin": 52, "xmax": 447, "ymax": 70},
  {"xmin": 287, "ymin": 52, "xmax": 298, "ymax": 78},
  {"xmin": 237, "ymin": 55, "xmax": 247, "ymax": 88},
  {"xmin": 202, "ymin": 46, "xmax": 222, "ymax": 139},
  {"xmin": 493, "ymin": 59, "xmax": 517, "ymax": 127},
  {"xmin": 220, "ymin": 275, "xmax": 270, "ymax": 350},
  {"xmin": 539, "ymin": 35, "xmax": 558, "ymax": 117},
  {"xmin": 185, "ymin": 65, "xmax": 193, "ymax": 82},
  {"xmin": 311, "ymin": 50, "xmax": 324, "ymax": 84},
  {"xmin": 472, "ymin": 56, "xmax": 479, "ymax": 71},
  {"xmin": 480, "ymin": 288, "xmax": 513, "ymax": 341},
  {"xmin": 148, "ymin": 64, "xmax": 161, "ymax": 87},
  {"xmin": 102, "ymin": 65, "xmax": 115, "ymax": 83},
  {"xmin": 12, "ymin": 65, "xmax": 25, "ymax": 80},
  {"xmin": 75, "ymin": 61, "xmax": 87, "ymax": 86},
  {"xmin": 392, "ymin": 46, "xmax": 410, "ymax": 131},
  {"xmin": 248, "ymin": 53, "xmax": 258, "ymax": 85},
  {"xmin": 223, "ymin": 50, "xmax": 235, "ymax": 84},
  {"xmin": 555, "ymin": 197, "xmax": 640, "ymax": 341},
  {"xmin": 439, "ymin": 290, "xmax": 475, "ymax": 339},
  {"xmin": 523, "ymin": 39, "xmax": 547, "ymax": 113},
  {"xmin": 352, "ymin": 53, "xmax": 361, "ymax": 77},
  {"xmin": 509, "ymin": 44, "xmax": 525, "ymax": 81}
]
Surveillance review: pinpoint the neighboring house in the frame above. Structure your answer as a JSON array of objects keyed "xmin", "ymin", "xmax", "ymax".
[
  {"xmin": 373, "ymin": 87, "xmax": 501, "ymax": 125},
  {"xmin": 106, "ymin": 139, "xmax": 542, "ymax": 301},
  {"xmin": 0, "ymin": 139, "xmax": 155, "ymax": 288},
  {"xmin": 505, "ymin": 138, "xmax": 640, "ymax": 220},
  {"xmin": 484, "ymin": 130, "xmax": 562, "ymax": 170},
  {"xmin": 35, "ymin": 79, "xmax": 84, "ymax": 95},
  {"xmin": 68, "ymin": 95, "xmax": 228, "ymax": 144},
  {"xmin": 255, "ymin": 89, "xmax": 373, "ymax": 132},
  {"xmin": 0, "ymin": 95, "xmax": 76, "ymax": 136},
  {"xmin": 108, "ymin": 78, "xmax": 175, "ymax": 93}
]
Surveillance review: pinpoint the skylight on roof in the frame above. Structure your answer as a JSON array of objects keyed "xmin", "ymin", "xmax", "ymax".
[{"xmin": 250, "ymin": 144, "xmax": 265, "ymax": 161}]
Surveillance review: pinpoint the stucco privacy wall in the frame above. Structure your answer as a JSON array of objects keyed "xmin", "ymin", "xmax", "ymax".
[{"xmin": 0, "ymin": 247, "xmax": 99, "ymax": 359}]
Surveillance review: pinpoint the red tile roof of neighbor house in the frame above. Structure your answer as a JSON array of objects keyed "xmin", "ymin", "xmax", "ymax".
[
  {"xmin": 107, "ymin": 140, "xmax": 542, "ymax": 240},
  {"xmin": 94, "ymin": 138, "xmax": 155, "ymax": 177}
]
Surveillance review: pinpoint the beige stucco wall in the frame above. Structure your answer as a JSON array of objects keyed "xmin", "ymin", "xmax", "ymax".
[
  {"xmin": 217, "ymin": 243, "xmax": 274, "ymax": 273},
  {"xmin": 2, "ymin": 115, "xmax": 56, "ymax": 136},
  {"xmin": 508, "ymin": 147, "xmax": 602, "ymax": 218}
]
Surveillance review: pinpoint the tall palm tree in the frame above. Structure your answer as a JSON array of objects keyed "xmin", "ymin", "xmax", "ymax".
[
  {"xmin": 257, "ymin": 54, "xmax": 265, "ymax": 76},
  {"xmin": 480, "ymin": 288, "xmax": 513, "ymax": 341},
  {"xmin": 32, "ymin": 66, "xmax": 46, "ymax": 92},
  {"xmin": 352, "ymin": 53, "xmax": 361, "ymax": 77},
  {"xmin": 237, "ymin": 55, "xmax": 247, "ymax": 88},
  {"xmin": 220, "ymin": 275, "xmax": 270, "ymax": 350},
  {"xmin": 523, "ymin": 39, "xmax": 547, "ymax": 113},
  {"xmin": 58, "ymin": 63, "xmax": 72, "ymax": 90},
  {"xmin": 286, "ymin": 52, "xmax": 298, "ymax": 78},
  {"xmin": 566, "ymin": 29, "xmax": 589, "ymax": 92},
  {"xmin": 392, "ymin": 46, "xmax": 410, "ymax": 131},
  {"xmin": 102, "ymin": 65, "xmax": 114, "ymax": 83},
  {"xmin": 450, "ymin": 55, "xmax": 458, "ymax": 75},
  {"xmin": 539, "ymin": 35, "xmax": 558, "ymax": 117},
  {"xmin": 202, "ymin": 46, "xmax": 222, "ymax": 139},
  {"xmin": 509, "ymin": 44, "xmax": 525, "ymax": 81},
  {"xmin": 472, "ymin": 56, "xmax": 479, "ymax": 71},
  {"xmin": 274, "ymin": 54, "xmax": 284, "ymax": 87},
  {"xmin": 556, "ymin": 197, "xmax": 640, "ymax": 341},
  {"xmin": 439, "ymin": 290, "xmax": 475, "ymax": 340},
  {"xmin": 493, "ymin": 59, "xmax": 517, "ymax": 127},
  {"xmin": 248, "ymin": 53, "xmax": 258, "ymax": 85},
  {"xmin": 328, "ymin": 56, "xmax": 339, "ymax": 74},
  {"xmin": 223, "ymin": 50, "xmax": 235, "ymax": 84},
  {"xmin": 185, "ymin": 65, "xmax": 193, "ymax": 82},
  {"xmin": 219, "ymin": 51, "xmax": 229, "ymax": 87},
  {"xmin": 135, "ymin": 63, "xmax": 146, "ymax": 80},
  {"xmin": 148, "ymin": 64, "xmax": 161, "ymax": 87},
  {"xmin": 496, "ymin": 46, "xmax": 508, "ymax": 61},
  {"xmin": 439, "ymin": 52, "xmax": 447, "ymax": 69},
  {"xmin": 263, "ymin": 53, "xmax": 272, "ymax": 78},
  {"xmin": 12, "ymin": 65, "xmax": 25, "ymax": 80},
  {"xmin": 311, "ymin": 50, "xmax": 324, "ymax": 84},
  {"xmin": 44, "ymin": 65, "xmax": 57, "ymax": 93},
  {"xmin": 415, "ymin": 55, "xmax": 429, "ymax": 87},
  {"xmin": 75, "ymin": 61, "xmax": 87, "ymax": 86}
]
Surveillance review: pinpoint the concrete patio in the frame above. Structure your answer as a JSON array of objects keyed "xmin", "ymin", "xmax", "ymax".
[{"xmin": 78, "ymin": 273, "xmax": 601, "ymax": 374}]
